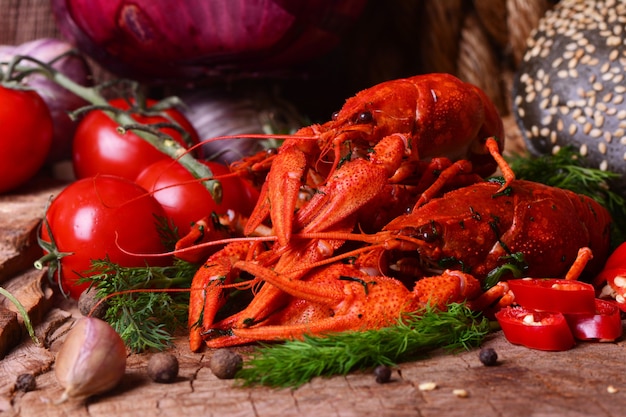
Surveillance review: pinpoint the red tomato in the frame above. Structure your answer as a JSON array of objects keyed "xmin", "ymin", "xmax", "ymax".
[
  {"xmin": 507, "ymin": 278, "xmax": 596, "ymax": 314},
  {"xmin": 604, "ymin": 242, "xmax": 626, "ymax": 270},
  {"xmin": 495, "ymin": 306, "xmax": 575, "ymax": 351},
  {"xmin": 0, "ymin": 85, "xmax": 53, "ymax": 193},
  {"xmin": 40, "ymin": 175, "xmax": 169, "ymax": 299},
  {"xmin": 72, "ymin": 98, "xmax": 200, "ymax": 181},
  {"xmin": 135, "ymin": 160, "xmax": 259, "ymax": 236},
  {"xmin": 565, "ymin": 299, "xmax": 623, "ymax": 342}
]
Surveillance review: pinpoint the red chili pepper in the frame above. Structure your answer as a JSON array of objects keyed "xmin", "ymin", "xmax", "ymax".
[
  {"xmin": 495, "ymin": 306, "xmax": 576, "ymax": 351},
  {"xmin": 507, "ymin": 278, "xmax": 596, "ymax": 314},
  {"xmin": 565, "ymin": 299, "xmax": 624, "ymax": 342},
  {"xmin": 594, "ymin": 267, "xmax": 626, "ymax": 312}
]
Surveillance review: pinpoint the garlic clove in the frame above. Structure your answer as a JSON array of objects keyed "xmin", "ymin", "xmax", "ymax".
[{"xmin": 55, "ymin": 317, "xmax": 127, "ymax": 403}]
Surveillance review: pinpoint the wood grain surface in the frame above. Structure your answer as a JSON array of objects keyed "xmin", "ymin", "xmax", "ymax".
[{"xmin": 1, "ymin": 170, "xmax": 625, "ymax": 417}]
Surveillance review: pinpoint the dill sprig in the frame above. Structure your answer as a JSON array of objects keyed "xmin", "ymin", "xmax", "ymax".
[
  {"xmin": 508, "ymin": 147, "xmax": 626, "ymax": 245},
  {"xmin": 83, "ymin": 258, "xmax": 198, "ymax": 352},
  {"xmin": 235, "ymin": 303, "xmax": 489, "ymax": 389}
]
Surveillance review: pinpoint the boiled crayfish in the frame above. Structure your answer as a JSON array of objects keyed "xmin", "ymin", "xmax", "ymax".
[
  {"xmin": 183, "ymin": 73, "xmax": 611, "ymax": 350},
  {"xmin": 187, "ymin": 179, "xmax": 611, "ymax": 348},
  {"xmin": 238, "ymin": 72, "xmax": 515, "ymax": 247}
]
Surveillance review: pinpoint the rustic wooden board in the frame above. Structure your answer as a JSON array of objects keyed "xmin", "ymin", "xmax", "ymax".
[
  {"xmin": 0, "ymin": 176, "xmax": 67, "ymax": 283},
  {"xmin": 1, "ymin": 313, "xmax": 625, "ymax": 417},
  {"xmin": 0, "ymin": 176, "xmax": 66, "ymax": 358}
]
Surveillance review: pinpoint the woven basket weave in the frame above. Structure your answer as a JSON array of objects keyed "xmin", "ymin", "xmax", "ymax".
[{"xmin": 0, "ymin": 0, "xmax": 59, "ymax": 45}]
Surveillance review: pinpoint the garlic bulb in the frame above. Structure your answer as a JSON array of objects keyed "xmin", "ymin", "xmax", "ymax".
[{"xmin": 55, "ymin": 317, "xmax": 126, "ymax": 403}]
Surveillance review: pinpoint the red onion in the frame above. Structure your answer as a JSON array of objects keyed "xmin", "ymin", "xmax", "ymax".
[
  {"xmin": 0, "ymin": 38, "xmax": 92, "ymax": 163},
  {"xmin": 51, "ymin": 0, "xmax": 366, "ymax": 81}
]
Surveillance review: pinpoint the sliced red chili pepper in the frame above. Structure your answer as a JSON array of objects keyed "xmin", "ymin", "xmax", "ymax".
[
  {"xmin": 594, "ymin": 267, "xmax": 626, "ymax": 312},
  {"xmin": 495, "ymin": 306, "xmax": 575, "ymax": 351},
  {"xmin": 565, "ymin": 299, "xmax": 624, "ymax": 342},
  {"xmin": 507, "ymin": 278, "xmax": 596, "ymax": 314}
]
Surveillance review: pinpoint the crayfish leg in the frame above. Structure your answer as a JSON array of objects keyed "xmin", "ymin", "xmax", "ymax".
[
  {"xmin": 188, "ymin": 241, "xmax": 256, "ymax": 351},
  {"xmin": 413, "ymin": 160, "xmax": 477, "ymax": 207},
  {"xmin": 564, "ymin": 247, "xmax": 593, "ymax": 280},
  {"xmin": 485, "ymin": 137, "xmax": 515, "ymax": 190}
]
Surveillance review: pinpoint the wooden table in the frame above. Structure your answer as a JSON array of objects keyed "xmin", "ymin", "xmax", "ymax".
[{"xmin": 1, "ymin": 176, "xmax": 625, "ymax": 417}]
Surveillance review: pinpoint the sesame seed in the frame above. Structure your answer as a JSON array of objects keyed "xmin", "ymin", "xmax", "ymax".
[
  {"xmin": 531, "ymin": 125, "xmax": 540, "ymax": 136},
  {"xmin": 551, "ymin": 94, "xmax": 559, "ymax": 107},
  {"xmin": 584, "ymin": 122, "xmax": 593, "ymax": 134},
  {"xmin": 599, "ymin": 142, "xmax": 608, "ymax": 154},
  {"xmin": 595, "ymin": 113, "xmax": 605, "ymax": 127},
  {"xmin": 580, "ymin": 143, "xmax": 589, "ymax": 156},
  {"xmin": 569, "ymin": 124, "xmax": 578, "ymax": 135},
  {"xmin": 590, "ymin": 128, "xmax": 603, "ymax": 138},
  {"xmin": 607, "ymin": 35, "xmax": 622, "ymax": 46},
  {"xmin": 600, "ymin": 160, "xmax": 608, "ymax": 170}
]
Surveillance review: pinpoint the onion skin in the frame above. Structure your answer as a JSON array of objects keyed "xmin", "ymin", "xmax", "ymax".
[
  {"xmin": 179, "ymin": 87, "xmax": 304, "ymax": 164},
  {"xmin": 51, "ymin": 0, "xmax": 366, "ymax": 81},
  {"xmin": 55, "ymin": 317, "xmax": 126, "ymax": 402},
  {"xmin": 0, "ymin": 38, "xmax": 92, "ymax": 163}
]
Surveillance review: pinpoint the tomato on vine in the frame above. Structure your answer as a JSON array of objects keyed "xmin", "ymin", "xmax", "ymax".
[
  {"xmin": 38, "ymin": 175, "xmax": 170, "ymax": 299},
  {"xmin": 0, "ymin": 85, "xmax": 53, "ymax": 193},
  {"xmin": 135, "ymin": 159, "xmax": 259, "ymax": 237},
  {"xmin": 72, "ymin": 98, "xmax": 200, "ymax": 181}
]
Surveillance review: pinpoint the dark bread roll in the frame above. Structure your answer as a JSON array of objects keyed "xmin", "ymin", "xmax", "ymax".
[{"xmin": 513, "ymin": 0, "xmax": 626, "ymax": 191}]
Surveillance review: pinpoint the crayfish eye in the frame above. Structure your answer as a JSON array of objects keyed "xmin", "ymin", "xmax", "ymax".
[
  {"xmin": 355, "ymin": 111, "xmax": 373, "ymax": 124},
  {"xmin": 331, "ymin": 111, "xmax": 340, "ymax": 121},
  {"xmin": 413, "ymin": 221, "xmax": 442, "ymax": 242}
]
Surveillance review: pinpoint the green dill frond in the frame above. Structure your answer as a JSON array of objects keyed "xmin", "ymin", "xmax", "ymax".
[
  {"xmin": 235, "ymin": 303, "xmax": 489, "ymax": 389},
  {"xmin": 83, "ymin": 257, "xmax": 198, "ymax": 352}
]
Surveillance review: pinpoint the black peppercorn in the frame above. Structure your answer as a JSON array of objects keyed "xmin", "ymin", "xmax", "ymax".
[
  {"xmin": 479, "ymin": 347, "xmax": 498, "ymax": 366},
  {"xmin": 147, "ymin": 352, "xmax": 179, "ymax": 383},
  {"xmin": 373, "ymin": 365, "xmax": 392, "ymax": 384},
  {"xmin": 15, "ymin": 373, "xmax": 36, "ymax": 392},
  {"xmin": 209, "ymin": 349, "xmax": 243, "ymax": 380}
]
